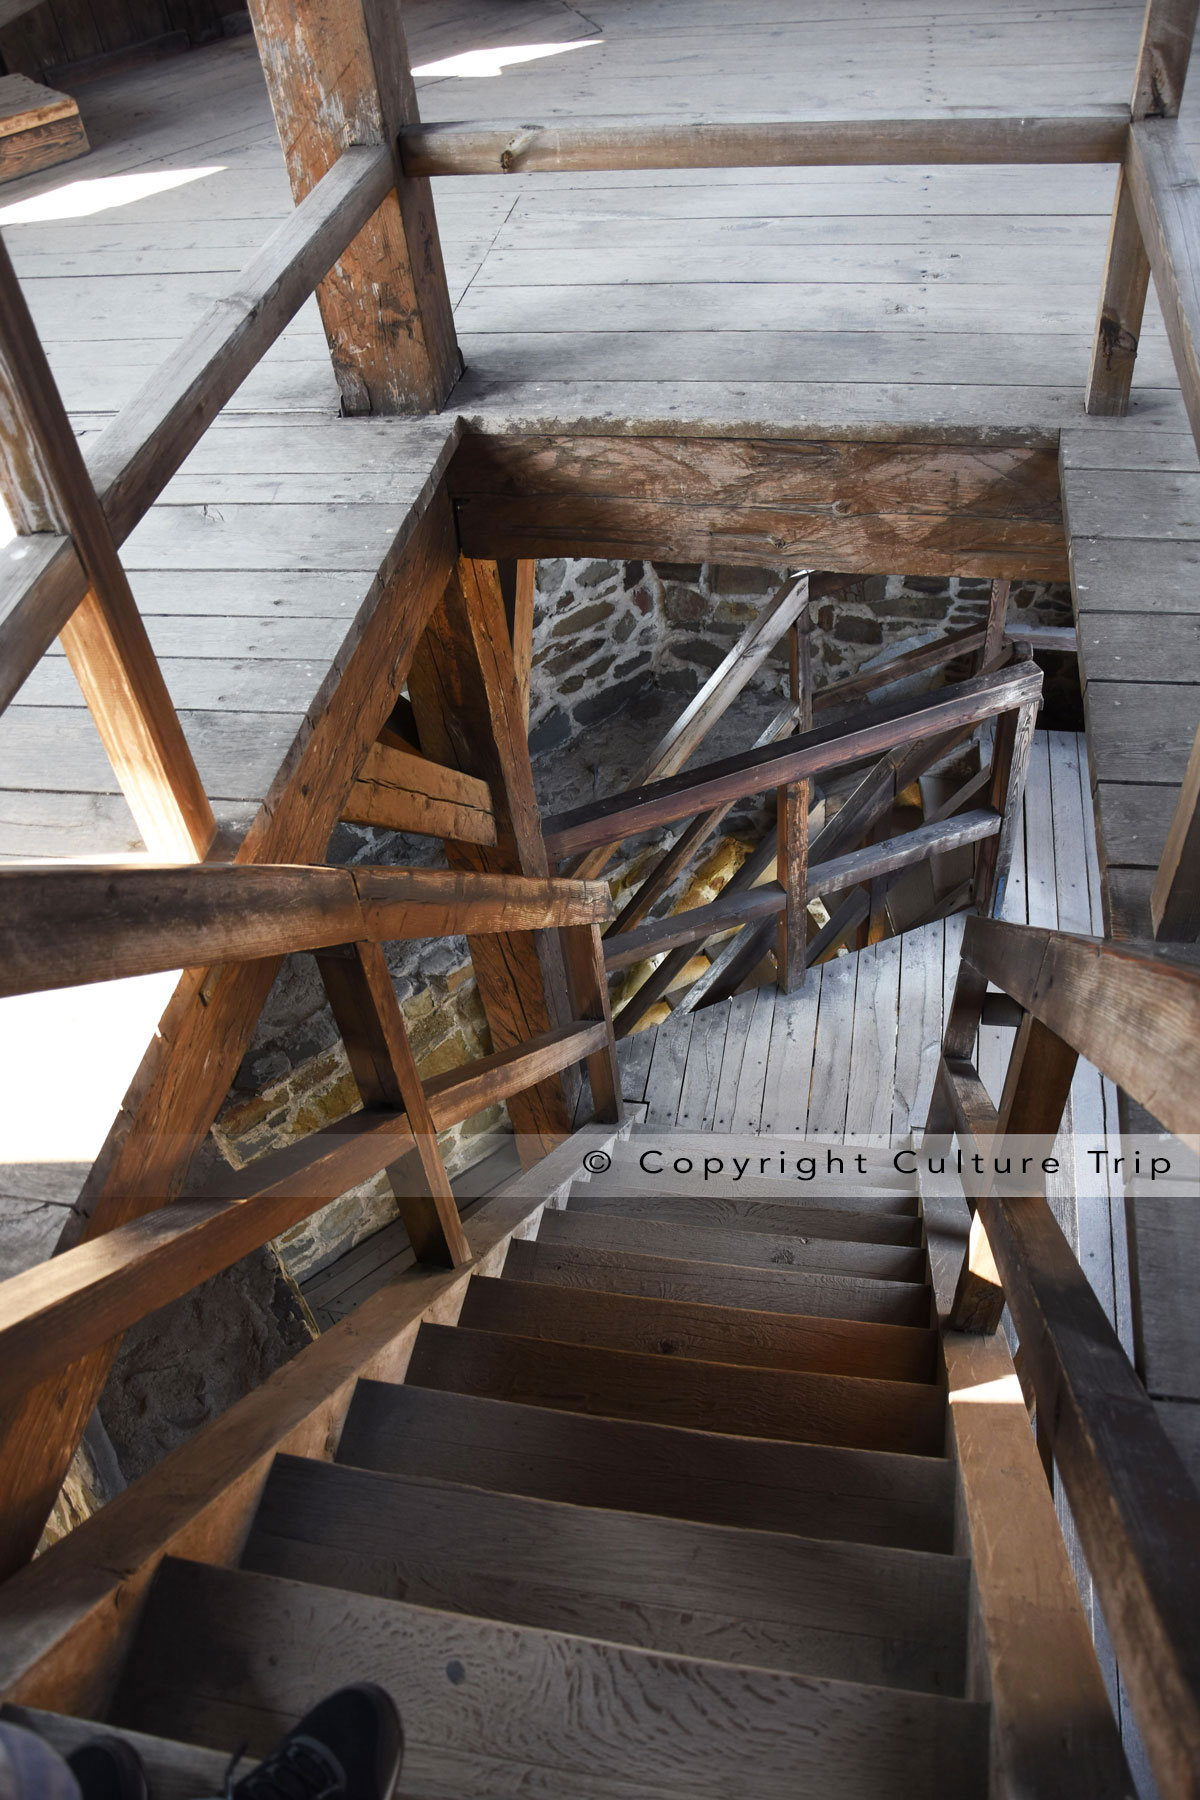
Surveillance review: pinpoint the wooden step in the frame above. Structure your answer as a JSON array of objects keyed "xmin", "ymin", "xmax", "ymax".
[
  {"xmin": 243, "ymin": 1455, "xmax": 970, "ymax": 1694},
  {"xmin": 459, "ymin": 1275, "xmax": 938, "ymax": 1383},
  {"xmin": 111, "ymin": 1558, "xmax": 991, "ymax": 1799},
  {"xmin": 576, "ymin": 1163, "xmax": 919, "ymax": 1213},
  {"xmin": 504, "ymin": 1237, "xmax": 932, "ymax": 1328},
  {"xmin": 404, "ymin": 1323, "xmax": 947, "ymax": 1456},
  {"xmin": 564, "ymin": 1190, "xmax": 922, "ymax": 1245},
  {"xmin": 337, "ymin": 1382, "xmax": 957, "ymax": 1553},
  {"xmin": 536, "ymin": 1209, "xmax": 927, "ymax": 1283}
]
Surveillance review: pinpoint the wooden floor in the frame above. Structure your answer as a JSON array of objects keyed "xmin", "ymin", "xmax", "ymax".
[{"xmin": 0, "ymin": 0, "xmax": 1197, "ymax": 892}]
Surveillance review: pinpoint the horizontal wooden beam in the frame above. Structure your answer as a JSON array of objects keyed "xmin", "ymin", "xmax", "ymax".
[
  {"xmin": 0, "ymin": 1020, "xmax": 606, "ymax": 1409},
  {"xmin": 603, "ymin": 808, "xmax": 1000, "ymax": 972},
  {"xmin": 0, "ymin": 864, "xmax": 613, "ymax": 997},
  {"xmin": 545, "ymin": 661, "xmax": 1041, "ymax": 859},
  {"xmin": 400, "ymin": 111, "xmax": 1129, "ymax": 177},
  {"xmin": 342, "ymin": 741, "xmax": 497, "ymax": 844},
  {"xmin": 0, "ymin": 147, "xmax": 398, "ymax": 714},
  {"xmin": 961, "ymin": 915, "xmax": 1200, "ymax": 1137}
]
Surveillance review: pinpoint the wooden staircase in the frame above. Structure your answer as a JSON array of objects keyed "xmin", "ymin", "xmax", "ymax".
[{"xmin": 87, "ymin": 1152, "xmax": 993, "ymax": 1797}]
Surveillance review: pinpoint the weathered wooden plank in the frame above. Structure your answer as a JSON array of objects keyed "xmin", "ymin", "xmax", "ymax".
[
  {"xmin": 336, "ymin": 1382, "xmax": 956, "ymax": 1553},
  {"xmin": 459, "ymin": 1274, "xmax": 936, "ymax": 1381},
  {"xmin": 535, "ymin": 1209, "xmax": 927, "ymax": 1284},
  {"xmin": 407, "ymin": 1321, "xmax": 945, "ymax": 1456},
  {"xmin": 245, "ymin": 1453, "xmax": 968, "ymax": 1693},
  {"xmin": 110, "ymin": 1560, "xmax": 989, "ymax": 1800},
  {"xmin": 401, "ymin": 112, "xmax": 1129, "ymax": 177},
  {"xmin": 1127, "ymin": 116, "xmax": 1200, "ymax": 447}
]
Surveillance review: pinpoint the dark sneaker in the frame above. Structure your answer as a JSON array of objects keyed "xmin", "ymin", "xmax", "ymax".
[
  {"xmin": 66, "ymin": 1737, "xmax": 149, "ymax": 1800},
  {"xmin": 231, "ymin": 1685, "xmax": 403, "ymax": 1800}
]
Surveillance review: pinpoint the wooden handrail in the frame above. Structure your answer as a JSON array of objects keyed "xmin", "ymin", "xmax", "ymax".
[
  {"xmin": 399, "ymin": 111, "xmax": 1130, "ymax": 178},
  {"xmin": 0, "ymin": 864, "xmax": 614, "ymax": 998},
  {"xmin": 0, "ymin": 1017, "xmax": 606, "ymax": 1409},
  {"xmin": 929, "ymin": 914, "xmax": 1200, "ymax": 1796},
  {"xmin": 0, "ymin": 146, "xmax": 397, "ymax": 716},
  {"xmin": 959, "ymin": 914, "xmax": 1200, "ymax": 1135},
  {"xmin": 544, "ymin": 659, "xmax": 1042, "ymax": 860}
]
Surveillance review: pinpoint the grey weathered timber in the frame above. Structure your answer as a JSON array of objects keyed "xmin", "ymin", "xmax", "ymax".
[
  {"xmin": 1087, "ymin": 0, "xmax": 1200, "ymax": 414},
  {"xmin": 1125, "ymin": 118, "xmax": 1200, "ymax": 449},
  {"xmin": 110, "ymin": 1560, "xmax": 990, "ymax": 1800},
  {"xmin": 336, "ymin": 1383, "xmax": 956, "ymax": 1553},
  {"xmin": 401, "ymin": 112, "xmax": 1129, "ymax": 177},
  {"xmin": 1152, "ymin": 714, "xmax": 1200, "ymax": 937}
]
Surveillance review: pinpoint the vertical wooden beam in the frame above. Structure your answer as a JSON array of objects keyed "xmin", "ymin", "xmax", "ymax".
[
  {"xmin": 560, "ymin": 923, "xmax": 623, "ymax": 1124},
  {"xmin": 981, "ymin": 578, "xmax": 1011, "ymax": 670},
  {"xmin": 1152, "ymin": 713, "xmax": 1200, "ymax": 938},
  {"xmin": 1086, "ymin": 0, "xmax": 1200, "ymax": 415},
  {"xmin": 975, "ymin": 665, "xmax": 1039, "ymax": 919},
  {"xmin": 408, "ymin": 558, "xmax": 572, "ymax": 1160},
  {"xmin": 0, "ymin": 237, "xmax": 215, "ymax": 858},
  {"xmin": 316, "ymin": 941, "xmax": 469, "ymax": 1267},
  {"xmin": 247, "ymin": 0, "xmax": 459, "ymax": 412},
  {"xmin": 777, "ymin": 608, "xmax": 812, "ymax": 991},
  {"xmin": 512, "ymin": 559, "xmax": 536, "ymax": 729}
]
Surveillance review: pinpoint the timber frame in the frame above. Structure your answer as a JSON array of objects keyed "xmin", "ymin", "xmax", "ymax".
[{"xmin": 0, "ymin": 2, "xmax": 1199, "ymax": 1793}]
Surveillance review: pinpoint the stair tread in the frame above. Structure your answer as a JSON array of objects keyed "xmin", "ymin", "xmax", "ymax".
[
  {"xmin": 537, "ymin": 1209, "xmax": 926, "ymax": 1283},
  {"xmin": 337, "ymin": 1383, "xmax": 956, "ymax": 1554},
  {"xmin": 504, "ymin": 1237, "xmax": 931, "ymax": 1328},
  {"xmin": 460, "ymin": 1274, "xmax": 937, "ymax": 1383},
  {"xmin": 564, "ymin": 1191, "xmax": 922, "ymax": 1245},
  {"xmin": 242, "ymin": 1455, "xmax": 968, "ymax": 1695},
  {"xmin": 111, "ymin": 1557, "xmax": 991, "ymax": 1800},
  {"xmin": 405, "ymin": 1322, "xmax": 947, "ymax": 1456}
]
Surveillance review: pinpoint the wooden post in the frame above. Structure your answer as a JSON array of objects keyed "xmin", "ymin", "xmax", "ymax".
[
  {"xmin": 247, "ymin": 0, "xmax": 459, "ymax": 412},
  {"xmin": 976, "ymin": 662, "xmax": 1039, "ymax": 918},
  {"xmin": 513, "ymin": 560, "xmax": 537, "ymax": 729},
  {"xmin": 316, "ymin": 941, "xmax": 469, "ymax": 1267},
  {"xmin": 408, "ymin": 558, "xmax": 573, "ymax": 1160},
  {"xmin": 0, "ymin": 236, "xmax": 215, "ymax": 859},
  {"xmin": 560, "ymin": 924, "xmax": 624, "ymax": 1124},
  {"xmin": 981, "ymin": 578, "xmax": 1011, "ymax": 670},
  {"xmin": 777, "ymin": 607, "xmax": 812, "ymax": 991},
  {"xmin": 1086, "ymin": 0, "xmax": 1200, "ymax": 414},
  {"xmin": 1152, "ymin": 716, "xmax": 1200, "ymax": 938}
]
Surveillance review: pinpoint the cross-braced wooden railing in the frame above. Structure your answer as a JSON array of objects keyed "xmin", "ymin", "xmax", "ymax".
[
  {"xmin": 0, "ymin": 862, "xmax": 620, "ymax": 1545},
  {"xmin": 927, "ymin": 914, "xmax": 1200, "ymax": 1799}
]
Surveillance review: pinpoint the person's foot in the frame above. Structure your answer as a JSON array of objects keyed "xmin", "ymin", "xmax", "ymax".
[
  {"xmin": 230, "ymin": 1685, "xmax": 403, "ymax": 1800},
  {"xmin": 66, "ymin": 1737, "xmax": 149, "ymax": 1800}
]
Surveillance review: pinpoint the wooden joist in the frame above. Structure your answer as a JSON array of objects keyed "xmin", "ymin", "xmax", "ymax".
[
  {"xmin": 0, "ymin": 1020, "xmax": 607, "ymax": 1407},
  {"xmin": 547, "ymin": 658, "xmax": 1037, "ymax": 862},
  {"xmin": 0, "ymin": 863, "xmax": 613, "ymax": 998},
  {"xmin": 400, "ymin": 111, "xmax": 1129, "ymax": 177},
  {"xmin": 342, "ymin": 740, "xmax": 497, "ymax": 843}
]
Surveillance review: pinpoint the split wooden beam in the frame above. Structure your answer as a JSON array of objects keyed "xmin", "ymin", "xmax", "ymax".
[
  {"xmin": 408, "ymin": 558, "xmax": 575, "ymax": 1156},
  {"xmin": 1087, "ymin": 0, "xmax": 1200, "ymax": 414},
  {"xmin": 0, "ymin": 864, "xmax": 613, "ymax": 998},
  {"xmin": 0, "ymin": 234, "xmax": 214, "ymax": 859},
  {"xmin": 400, "ymin": 110, "xmax": 1130, "ymax": 177},
  {"xmin": 545, "ymin": 658, "xmax": 1043, "ymax": 861},
  {"xmin": 248, "ymin": 0, "xmax": 458, "ymax": 411},
  {"xmin": 343, "ymin": 742, "xmax": 498, "ymax": 844}
]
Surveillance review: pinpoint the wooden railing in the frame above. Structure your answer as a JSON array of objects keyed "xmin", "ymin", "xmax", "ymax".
[
  {"xmin": 928, "ymin": 914, "xmax": 1200, "ymax": 1798},
  {"xmin": 0, "ymin": 862, "xmax": 620, "ymax": 1448}
]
